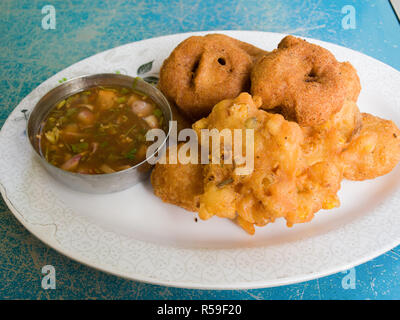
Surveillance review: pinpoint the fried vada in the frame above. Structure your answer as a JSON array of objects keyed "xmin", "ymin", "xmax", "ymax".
[
  {"xmin": 251, "ymin": 35, "xmax": 360, "ymax": 126},
  {"xmin": 340, "ymin": 61, "xmax": 361, "ymax": 102},
  {"xmin": 159, "ymin": 34, "xmax": 267, "ymax": 121}
]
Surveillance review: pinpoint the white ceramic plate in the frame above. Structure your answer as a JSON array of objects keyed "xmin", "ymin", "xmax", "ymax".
[{"xmin": 1, "ymin": 31, "xmax": 400, "ymax": 289}]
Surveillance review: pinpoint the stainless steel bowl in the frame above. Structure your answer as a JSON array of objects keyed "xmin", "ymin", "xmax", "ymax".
[{"xmin": 27, "ymin": 73, "xmax": 172, "ymax": 194}]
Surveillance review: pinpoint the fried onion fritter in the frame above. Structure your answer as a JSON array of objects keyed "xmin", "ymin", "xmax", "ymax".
[
  {"xmin": 152, "ymin": 93, "xmax": 349, "ymax": 234},
  {"xmin": 301, "ymin": 99, "xmax": 362, "ymax": 166},
  {"xmin": 151, "ymin": 145, "xmax": 203, "ymax": 212},
  {"xmin": 193, "ymin": 93, "xmax": 308, "ymax": 231},
  {"xmin": 151, "ymin": 92, "xmax": 400, "ymax": 234},
  {"xmin": 341, "ymin": 113, "xmax": 400, "ymax": 180}
]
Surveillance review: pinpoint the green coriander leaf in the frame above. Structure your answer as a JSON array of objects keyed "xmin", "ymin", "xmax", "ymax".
[{"xmin": 153, "ymin": 108, "xmax": 163, "ymax": 118}]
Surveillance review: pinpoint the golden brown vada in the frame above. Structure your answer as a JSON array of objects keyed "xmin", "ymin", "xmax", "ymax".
[
  {"xmin": 251, "ymin": 35, "xmax": 360, "ymax": 126},
  {"xmin": 340, "ymin": 61, "xmax": 361, "ymax": 102},
  {"xmin": 159, "ymin": 34, "xmax": 267, "ymax": 121}
]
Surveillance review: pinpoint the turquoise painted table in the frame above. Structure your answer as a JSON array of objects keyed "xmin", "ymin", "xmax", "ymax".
[{"xmin": 1, "ymin": 0, "xmax": 399, "ymax": 299}]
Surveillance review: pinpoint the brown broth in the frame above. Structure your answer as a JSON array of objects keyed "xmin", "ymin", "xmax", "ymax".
[{"xmin": 38, "ymin": 86, "xmax": 165, "ymax": 174}]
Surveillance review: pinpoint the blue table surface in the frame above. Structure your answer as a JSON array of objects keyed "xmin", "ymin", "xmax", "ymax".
[{"xmin": 1, "ymin": 0, "xmax": 399, "ymax": 300}]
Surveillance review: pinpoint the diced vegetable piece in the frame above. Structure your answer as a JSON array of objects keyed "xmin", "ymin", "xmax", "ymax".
[
  {"xmin": 124, "ymin": 124, "xmax": 137, "ymax": 137},
  {"xmin": 130, "ymin": 100, "xmax": 154, "ymax": 117},
  {"xmin": 245, "ymin": 117, "xmax": 258, "ymax": 129},
  {"xmin": 153, "ymin": 108, "xmax": 163, "ymax": 118},
  {"xmin": 56, "ymin": 100, "xmax": 66, "ymax": 109},
  {"xmin": 66, "ymin": 107, "xmax": 78, "ymax": 118},
  {"xmin": 77, "ymin": 109, "xmax": 95, "ymax": 126},
  {"xmin": 44, "ymin": 127, "xmax": 60, "ymax": 144},
  {"xmin": 143, "ymin": 115, "xmax": 159, "ymax": 128},
  {"xmin": 136, "ymin": 144, "xmax": 148, "ymax": 161},
  {"xmin": 97, "ymin": 90, "xmax": 117, "ymax": 110},
  {"xmin": 127, "ymin": 94, "xmax": 139, "ymax": 105},
  {"xmin": 121, "ymin": 87, "xmax": 129, "ymax": 95},
  {"xmin": 117, "ymin": 96, "xmax": 127, "ymax": 104},
  {"xmin": 125, "ymin": 148, "xmax": 137, "ymax": 160},
  {"xmin": 100, "ymin": 163, "xmax": 116, "ymax": 174},
  {"xmin": 91, "ymin": 142, "xmax": 99, "ymax": 154},
  {"xmin": 62, "ymin": 124, "xmax": 86, "ymax": 143},
  {"xmin": 60, "ymin": 154, "xmax": 81, "ymax": 171},
  {"xmin": 217, "ymin": 178, "xmax": 234, "ymax": 188},
  {"xmin": 71, "ymin": 142, "xmax": 89, "ymax": 153},
  {"xmin": 76, "ymin": 103, "xmax": 94, "ymax": 111},
  {"xmin": 117, "ymin": 165, "xmax": 131, "ymax": 171}
]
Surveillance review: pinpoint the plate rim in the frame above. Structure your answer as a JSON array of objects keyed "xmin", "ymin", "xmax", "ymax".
[{"xmin": 2, "ymin": 181, "xmax": 399, "ymax": 290}]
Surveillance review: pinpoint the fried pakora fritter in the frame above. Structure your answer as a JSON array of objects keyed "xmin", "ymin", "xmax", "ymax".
[
  {"xmin": 151, "ymin": 144, "xmax": 203, "ymax": 212},
  {"xmin": 342, "ymin": 113, "xmax": 400, "ymax": 180},
  {"xmin": 250, "ymin": 35, "xmax": 361, "ymax": 126},
  {"xmin": 301, "ymin": 99, "xmax": 362, "ymax": 165},
  {"xmin": 151, "ymin": 93, "xmax": 400, "ymax": 234},
  {"xmin": 159, "ymin": 34, "xmax": 267, "ymax": 121},
  {"xmin": 152, "ymin": 93, "xmax": 346, "ymax": 234}
]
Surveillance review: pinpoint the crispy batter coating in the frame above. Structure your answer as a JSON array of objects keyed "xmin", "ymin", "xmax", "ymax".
[
  {"xmin": 159, "ymin": 34, "xmax": 267, "ymax": 121},
  {"xmin": 342, "ymin": 113, "xmax": 400, "ymax": 180},
  {"xmin": 150, "ymin": 145, "xmax": 203, "ymax": 211},
  {"xmin": 151, "ymin": 93, "xmax": 400, "ymax": 234},
  {"xmin": 169, "ymin": 101, "xmax": 193, "ymax": 131},
  {"xmin": 301, "ymin": 99, "xmax": 362, "ymax": 165},
  {"xmin": 340, "ymin": 61, "xmax": 361, "ymax": 102},
  {"xmin": 251, "ymin": 35, "xmax": 360, "ymax": 126},
  {"xmin": 193, "ymin": 93, "xmax": 345, "ymax": 233}
]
